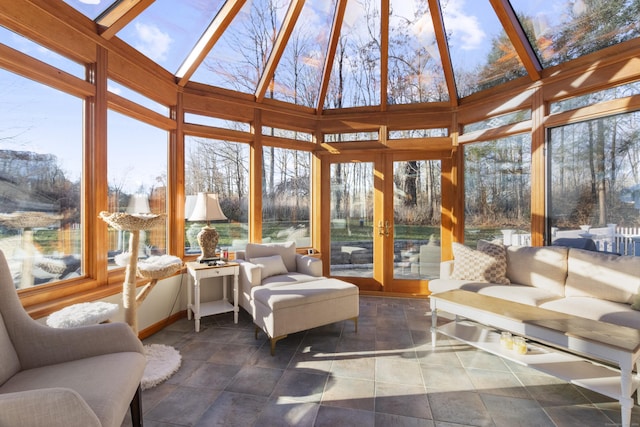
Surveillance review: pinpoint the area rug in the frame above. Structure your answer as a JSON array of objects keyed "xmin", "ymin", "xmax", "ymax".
[{"xmin": 142, "ymin": 344, "xmax": 182, "ymax": 390}]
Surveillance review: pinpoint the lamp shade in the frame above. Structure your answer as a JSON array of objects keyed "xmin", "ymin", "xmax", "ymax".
[
  {"xmin": 187, "ymin": 192, "xmax": 227, "ymax": 222},
  {"xmin": 126, "ymin": 193, "xmax": 151, "ymax": 214}
]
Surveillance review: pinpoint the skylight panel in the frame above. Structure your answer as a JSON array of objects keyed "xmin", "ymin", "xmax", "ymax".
[
  {"xmin": 388, "ymin": 0, "xmax": 449, "ymax": 104},
  {"xmin": 510, "ymin": 0, "xmax": 640, "ymax": 68},
  {"xmin": 270, "ymin": 0, "xmax": 336, "ymax": 108},
  {"xmin": 116, "ymin": 0, "xmax": 225, "ymax": 74},
  {"xmin": 324, "ymin": 0, "xmax": 382, "ymax": 109},
  {"xmin": 63, "ymin": 0, "xmax": 116, "ymax": 20},
  {"xmin": 191, "ymin": 0, "xmax": 287, "ymax": 95},
  {"xmin": 442, "ymin": 0, "xmax": 527, "ymax": 98}
]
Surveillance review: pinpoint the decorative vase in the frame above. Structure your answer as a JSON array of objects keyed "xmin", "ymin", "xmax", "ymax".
[{"xmin": 196, "ymin": 225, "xmax": 219, "ymax": 261}]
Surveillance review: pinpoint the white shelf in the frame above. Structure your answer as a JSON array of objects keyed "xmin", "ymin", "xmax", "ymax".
[
  {"xmin": 437, "ymin": 321, "xmax": 639, "ymax": 401},
  {"xmin": 198, "ymin": 300, "xmax": 234, "ymax": 318}
]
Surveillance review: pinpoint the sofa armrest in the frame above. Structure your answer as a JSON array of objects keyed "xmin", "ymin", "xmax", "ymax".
[
  {"xmin": 296, "ymin": 254, "xmax": 323, "ymax": 277},
  {"xmin": 440, "ymin": 260, "xmax": 454, "ymax": 279},
  {"xmin": 0, "ymin": 388, "xmax": 101, "ymax": 427}
]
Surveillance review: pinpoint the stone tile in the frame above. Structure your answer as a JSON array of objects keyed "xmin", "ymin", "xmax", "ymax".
[
  {"xmin": 321, "ymin": 376, "xmax": 375, "ymax": 411},
  {"xmin": 375, "ymin": 357, "xmax": 424, "ymax": 386},
  {"xmin": 375, "ymin": 412, "xmax": 435, "ymax": 427},
  {"xmin": 272, "ymin": 370, "xmax": 329, "ymax": 403},
  {"xmin": 330, "ymin": 355, "xmax": 375, "ymax": 381},
  {"xmin": 428, "ymin": 390, "xmax": 495, "ymax": 426},
  {"xmin": 144, "ymin": 385, "xmax": 221, "ymax": 425},
  {"xmin": 422, "ymin": 364, "xmax": 475, "ymax": 392},
  {"xmin": 225, "ymin": 365, "xmax": 284, "ymax": 396},
  {"xmin": 545, "ymin": 404, "xmax": 618, "ymax": 427},
  {"xmin": 314, "ymin": 405, "xmax": 376, "ymax": 427},
  {"xmin": 193, "ymin": 391, "xmax": 268, "ymax": 427},
  {"xmin": 183, "ymin": 361, "xmax": 241, "ymax": 390},
  {"xmin": 375, "ymin": 382, "xmax": 432, "ymax": 420},
  {"xmin": 207, "ymin": 343, "xmax": 260, "ymax": 366},
  {"xmin": 253, "ymin": 398, "xmax": 320, "ymax": 427},
  {"xmin": 480, "ymin": 393, "xmax": 554, "ymax": 427},
  {"xmin": 466, "ymin": 367, "xmax": 531, "ymax": 399}
]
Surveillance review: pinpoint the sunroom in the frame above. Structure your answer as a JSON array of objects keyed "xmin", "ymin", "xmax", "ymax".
[{"xmin": 1, "ymin": 0, "xmax": 640, "ymax": 424}]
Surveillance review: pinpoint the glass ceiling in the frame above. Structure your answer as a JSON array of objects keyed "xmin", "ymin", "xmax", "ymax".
[{"xmin": 61, "ymin": 0, "xmax": 640, "ymax": 111}]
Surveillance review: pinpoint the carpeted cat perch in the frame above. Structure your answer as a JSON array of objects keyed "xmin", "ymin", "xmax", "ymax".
[{"xmin": 99, "ymin": 211, "xmax": 183, "ymax": 389}]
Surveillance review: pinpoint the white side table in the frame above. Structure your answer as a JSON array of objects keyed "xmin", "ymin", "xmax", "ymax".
[{"xmin": 185, "ymin": 261, "xmax": 239, "ymax": 332}]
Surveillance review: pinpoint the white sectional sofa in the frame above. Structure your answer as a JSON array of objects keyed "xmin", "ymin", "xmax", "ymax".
[{"xmin": 429, "ymin": 242, "xmax": 640, "ymax": 329}]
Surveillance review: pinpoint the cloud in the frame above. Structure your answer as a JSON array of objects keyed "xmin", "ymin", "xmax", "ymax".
[
  {"xmin": 441, "ymin": 0, "xmax": 485, "ymax": 51},
  {"xmin": 133, "ymin": 22, "xmax": 172, "ymax": 62}
]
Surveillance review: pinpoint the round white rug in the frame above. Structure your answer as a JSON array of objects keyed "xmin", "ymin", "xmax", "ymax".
[{"xmin": 142, "ymin": 344, "xmax": 182, "ymax": 390}]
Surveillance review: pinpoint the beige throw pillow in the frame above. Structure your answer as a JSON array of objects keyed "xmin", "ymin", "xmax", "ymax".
[
  {"xmin": 451, "ymin": 241, "xmax": 510, "ymax": 285},
  {"xmin": 250, "ymin": 254, "xmax": 289, "ymax": 279}
]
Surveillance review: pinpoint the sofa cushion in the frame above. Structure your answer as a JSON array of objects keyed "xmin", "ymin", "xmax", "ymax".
[
  {"xmin": 541, "ymin": 297, "xmax": 640, "ymax": 330},
  {"xmin": 249, "ymin": 254, "xmax": 288, "ymax": 279},
  {"xmin": 505, "ymin": 246, "xmax": 568, "ymax": 296},
  {"xmin": 564, "ymin": 248, "xmax": 640, "ymax": 304},
  {"xmin": 476, "ymin": 285, "xmax": 562, "ymax": 307},
  {"xmin": 258, "ymin": 273, "xmax": 320, "ymax": 288},
  {"xmin": 245, "ymin": 242, "xmax": 297, "ymax": 272},
  {"xmin": 252, "ymin": 278, "xmax": 358, "ymax": 310},
  {"xmin": 450, "ymin": 241, "xmax": 509, "ymax": 285}
]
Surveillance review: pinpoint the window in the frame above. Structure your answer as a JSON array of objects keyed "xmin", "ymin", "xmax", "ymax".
[
  {"xmin": 106, "ymin": 111, "xmax": 168, "ymax": 266},
  {"xmin": 0, "ymin": 70, "xmax": 83, "ymax": 288},
  {"xmin": 261, "ymin": 147, "xmax": 311, "ymax": 246},
  {"xmin": 464, "ymin": 134, "xmax": 532, "ymax": 247},
  {"xmin": 185, "ymin": 136, "xmax": 249, "ymax": 254},
  {"xmin": 549, "ymin": 113, "xmax": 640, "ymax": 255}
]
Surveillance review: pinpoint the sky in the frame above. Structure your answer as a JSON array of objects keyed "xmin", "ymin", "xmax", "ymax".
[{"xmin": 0, "ymin": 0, "xmax": 575, "ymax": 193}]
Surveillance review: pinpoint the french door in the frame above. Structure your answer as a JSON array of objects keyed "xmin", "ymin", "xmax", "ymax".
[{"xmin": 325, "ymin": 153, "xmax": 441, "ymax": 294}]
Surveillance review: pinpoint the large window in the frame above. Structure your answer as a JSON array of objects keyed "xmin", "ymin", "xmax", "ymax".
[
  {"xmin": 106, "ymin": 111, "xmax": 168, "ymax": 266},
  {"xmin": 464, "ymin": 134, "xmax": 532, "ymax": 247},
  {"xmin": 261, "ymin": 147, "xmax": 311, "ymax": 246},
  {"xmin": 0, "ymin": 70, "xmax": 83, "ymax": 288},
  {"xmin": 549, "ymin": 113, "xmax": 640, "ymax": 255},
  {"xmin": 185, "ymin": 136, "xmax": 249, "ymax": 255}
]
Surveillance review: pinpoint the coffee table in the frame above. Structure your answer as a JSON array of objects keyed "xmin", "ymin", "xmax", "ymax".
[{"xmin": 430, "ymin": 290, "xmax": 640, "ymax": 427}]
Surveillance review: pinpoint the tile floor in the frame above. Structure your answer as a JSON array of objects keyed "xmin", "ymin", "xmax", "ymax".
[{"xmin": 123, "ymin": 296, "xmax": 640, "ymax": 426}]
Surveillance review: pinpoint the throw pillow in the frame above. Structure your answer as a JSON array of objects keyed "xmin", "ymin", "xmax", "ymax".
[
  {"xmin": 451, "ymin": 241, "xmax": 510, "ymax": 285},
  {"xmin": 250, "ymin": 254, "xmax": 289, "ymax": 279}
]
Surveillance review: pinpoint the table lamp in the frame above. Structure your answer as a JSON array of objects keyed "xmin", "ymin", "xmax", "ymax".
[{"xmin": 188, "ymin": 192, "xmax": 227, "ymax": 262}]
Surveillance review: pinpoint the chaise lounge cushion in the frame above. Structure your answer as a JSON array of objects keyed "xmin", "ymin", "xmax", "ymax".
[
  {"xmin": 249, "ymin": 254, "xmax": 289, "ymax": 279},
  {"xmin": 245, "ymin": 242, "xmax": 297, "ymax": 272},
  {"xmin": 564, "ymin": 249, "xmax": 640, "ymax": 304},
  {"xmin": 541, "ymin": 296, "xmax": 640, "ymax": 330}
]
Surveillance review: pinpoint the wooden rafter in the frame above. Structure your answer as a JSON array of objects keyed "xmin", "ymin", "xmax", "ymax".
[
  {"xmin": 380, "ymin": 0, "xmax": 389, "ymax": 112},
  {"xmin": 255, "ymin": 0, "xmax": 306, "ymax": 102},
  {"xmin": 97, "ymin": 0, "xmax": 154, "ymax": 40},
  {"xmin": 176, "ymin": 0, "xmax": 246, "ymax": 86},
  {"xmin": 316, "ymin": 0, "xmax": 348, "ymax": 114},
  {"xmin": 489, "ymin": 0, "xmax": 542, "ymax": 81},
  {"xmin": 428, "ymin": 0, "xmax": 458, "ymax": 107}
]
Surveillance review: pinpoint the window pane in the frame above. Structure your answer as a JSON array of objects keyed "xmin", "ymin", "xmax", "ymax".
[
  {"xmin": 185, "ymin": 137, "xmax": 249, "ymax": 255},
  {"xmin": 107, "ymin": 111, "xmax": 168, "ymax": 265},
  {"xmin": 393, "ymin": 160, "xmax": 442, "ymax": 280},
  {"xmin": 464, "ymin": 134, "xmax": 532, "ymax": 247},
  {"xmin": 0, "ymin": 70, "xmax": 83, "ymax": 288},
  {"xmin": 549, "ymin": 113, "xmax": 640, "ymax": 255},
  {"xmin": 262, "ymin": 147, "xmax": 311, "ymax": 247}
]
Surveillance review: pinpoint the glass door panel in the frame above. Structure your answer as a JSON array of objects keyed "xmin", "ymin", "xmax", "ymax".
[
  {"xmin": 329, "ymin": 162, "xmax": 374, "ymax": 278},
  {"xmin": 392, "ymin": 160, "xmax": 442, "ymax": 281}
]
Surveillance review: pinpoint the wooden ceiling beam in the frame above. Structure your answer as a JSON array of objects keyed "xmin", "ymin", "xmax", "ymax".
[
  {"xmin": 255, "ymin": 0, "xmax": 306, "ymax": 102},
  {"xmin": 428, "ymin": 0, "xmax": 458, "ymax": 107},
  {"xmin": 97, "ymin": 0, "xmax": 154, "ymax": 40},
  {"xmin": 489, "ymin": 0, "xmax": 542, "ymax": 81},
  {"xmin": 176, "ymin": 0, "xmax": 246, "ymax": 86},
  {"xmin": 316, "ymin": 0, "xmax": 347, "ymax": 114}
]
